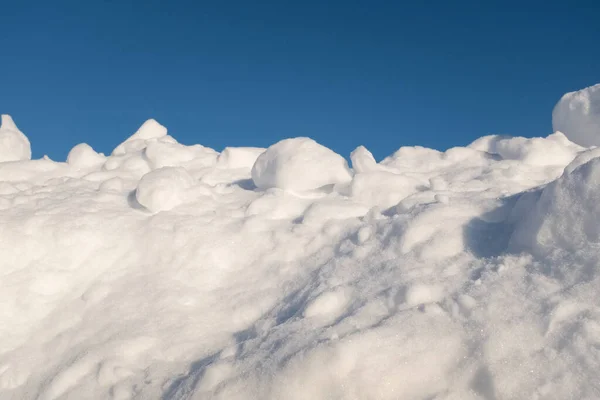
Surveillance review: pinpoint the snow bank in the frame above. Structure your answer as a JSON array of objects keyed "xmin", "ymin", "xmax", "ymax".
[
  {"xmin": 511, "ymin": 150, "xmax": 600, "ymax": 259},
  {"xmin": 0, "ymin": 115, "xmax": 31, "ymax": 162},
  {"xmin": 251, "ymin": 137, "xmax": 352, "ymax": 191},
  {"xmin": 553, "ymin": 83, "xmax": 600, "ymax": 147},
  {"xmin": 4, "ymin": 85, "xmax": 600, "ymax": 399}
]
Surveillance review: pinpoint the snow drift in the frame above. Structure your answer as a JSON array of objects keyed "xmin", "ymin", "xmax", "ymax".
[
  {"xmin": 2, "ymin": 83, "xmax": 600, "ymax": 399},
  {"xmin": 553, "ymin": 83, "xmax": 600, "ymax": 147},
  {"xmin": 0, "ymin": 114, "xmax": 31, "ymax": 162}
]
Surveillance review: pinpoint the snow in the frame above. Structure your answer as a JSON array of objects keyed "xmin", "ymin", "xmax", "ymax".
[
  {"xmin": 67, "ymin": 143, "xmax": 106, "ymax": 169},
  {"xmin": 553, "ymin": 83, "xmax": 600, "ymax": 147},
  {"xmin": 135, "ymin": 167, "xmax": 199, "ymax": 213},
  {"xmin": 112, "ymin": 118, "xmax": 168, "ymax": 155},
  {"xmin": 0, "ymin": 114, "xmax": 31, "ymax": 162},
  {"xmin": 511, "ymin": 150, "xmax": 600, "ymax": 259},
  {"xmin": 251, "ymin": 137, "xmax": 352, "ymax": 191},
  {"xmin": 2, "ymin": 84, "xmax": 600, "ymax": 399},
  {"xmin": 217, "ymin": 147, "xmax": 265, "ymax": 169}
]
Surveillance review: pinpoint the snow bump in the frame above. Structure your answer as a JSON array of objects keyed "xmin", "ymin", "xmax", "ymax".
[
  {"xmin": 553, "ymin": 83, "xmax": 600, "ymax": 147},
  {"xmin": 112, "ymin": 118, "xmax": 168, "ymax": 155},
  {"xmin": 251, "ymin": 137, "xmax": 352, "ymax": 191},
  {"xmin": 135, "ymin": 167, "xmax": 196, "ymax": 212},
  {"xmin": 0, "ymin": 115, "xmax": 31, "ymax": 162},
  {"xmin": 67, "ymin": 143, "xmax": 106, "ymax": 169}
]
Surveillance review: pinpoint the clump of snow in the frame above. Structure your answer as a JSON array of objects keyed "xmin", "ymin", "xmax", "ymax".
[
  {"xmin": 251, "ymin": 137, "xmax": 352, "ymax": 191},
  {"xmin": 301, "ymin": 199, "xmax": 370, "ymax": 225},
  {"xmin": 553, "ymin": 83, "xmax": 600, "ymax": 147},
  {"xmin": 348, "ymin": 171, "xmax": 423, "ymax": 210},
  {"xmin": 217, "ymin": 147, "xmax": 265, "ymax": 169},
  {"xmin": 303, "ymin": 287, "xmax": 351, "ymax": 321},
  {"xmin": 5, "ymin": 86, "xmax": 600, "ymax": 399},
  {"xmin": 144, "ymin": 141, "xmax": 199, "ymax": 169},
  {"xmin": 350, "ymin": 145, "xmax": 378, "ymax": 173},
  {"xmin": 135, "ymin": 167, "xmax": 197, "ymax": 212},
  {"xmin": 402, "ymin": 283, "xmax": 444, "ymax": 306},
  {"xmin": 469, "ymin": 132, "xmax": 582, "ymax": 165},
  {"xmin": 563, "ymin": 146, "xmax": 600, "ymax": 175},
  {"xmin": 511, "ymin": 153, "xmax": 600, "ymax": 259},
  {"xmin": 67, "ymin": 143, "xmax": 106, "ymax": 169},
  {"xmin": 112, "ymin": 118, "xmax": 168, "ymax": 155},
  {"xmin": 0, "ymin": 115, "xmax": 31, "ymax": 162}
]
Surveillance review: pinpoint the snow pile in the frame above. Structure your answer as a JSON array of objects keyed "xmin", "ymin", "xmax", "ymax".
[
  {"xmin": 0, "ymin": 114, "xmax": 31, "ymax": 162},
  {"xmin": 469, "ymin": 131, "xmax": 582, "ymax": 166},
  {"xmin": 112, "ymin": 118, "xmax": 168, "ymax": 155},
  {"xmin": 511, "ymin": 149, "xmax": 600, "ymax": 258},
  {"xmin": 67, "ymin": 143, "xmax": 106, "ymax": 169},
  {"xmin": 135, "ymin": 167, "xmax": 198, "ymax": 213},
  {"xmin": 251, "ymin": 137, "xmax": 352, "ymax": 191},
  {"xmin": 553, "ymin": 83, "xmax": 600, "ymax": 147},
  {"xmin": 2, "ymin": 84, "xmax": 600, "ymax": 400}
]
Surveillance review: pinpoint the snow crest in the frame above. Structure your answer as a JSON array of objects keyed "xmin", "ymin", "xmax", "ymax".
[
  {"xmin": 553, "ymin": 83, "xmax": 600, "ymax": 147},
  {"xmin": 0, "ymin": 115, "xmax": 31, "ymax": 162}
]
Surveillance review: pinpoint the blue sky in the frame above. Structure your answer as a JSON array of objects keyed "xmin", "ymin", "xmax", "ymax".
[{"xmin": 1, "ymin": 1, "xmax": 599, "ymax": 161}]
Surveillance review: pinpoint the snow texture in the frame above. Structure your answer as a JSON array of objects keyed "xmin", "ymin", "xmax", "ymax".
[
  {"xmin": 67, "ymin": 143, "xmax": 106, "ymax": 169},
  {"xmin": 135, "ymin": 167, "xmax": 198, "ymax": 213},
  {"xmin": 0, "ymin": 114, "xmax": 31, "ymax": 162},
  {"xmin": 553, "ymin": 83, "xmax": 600, "ymax": 147},
  {"xmin": 251, "ymin": 137, "xmax": 352, "ymax": 191},
  {"xmin": 2, "ymin": 85, "xmax": 600, "ymax": 400}
]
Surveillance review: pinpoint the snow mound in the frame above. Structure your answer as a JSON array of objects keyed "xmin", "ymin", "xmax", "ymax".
[
  {"xmin": 251, "ymin": 137, "xmax": 352, "ymax": 191},
  {"xmin": 348, "ymin": 145, "xmax": 426, "ymax": 210},
  {"xmin": 67, "ymin": 143, "xmax": 106, "ymax": 169},
  {"xmin": 112, "ymin": 118, "xmax": 168, "ymax": 155},
  {"xmin": 552, "ymin": 83, "xmax": 600, "ymax": 147},
  {"xmin": 350, "ymin": 145, "xmax": 379, "ymax": 173},
  {"xmin": 511, "ymin": 152, "xmax": 600, "ymax": 259},
  {"xmin": 144, "ymin": 141, "xmax": 202, "ymax": 169},
  {"xmin": 6, "ymin": 89, "xmax": 600, "ymax": 399},
  {"xmin": 469, "ymin": 132, "xmax": 582, "ymax": 165},
  {"xmin": 0, "ymin": 115, "xmax": 31, "ymax": 162},
  {"xmin": 349, "ymin": 171, "xmax": 423, "ymax": 210},
  {"xmin": 217, "ymin": 147, "xmax": 265, "ymax": 169},
  {"xmin": 135, "ymin": 167, "xmax": 197, "ymax": 212}
]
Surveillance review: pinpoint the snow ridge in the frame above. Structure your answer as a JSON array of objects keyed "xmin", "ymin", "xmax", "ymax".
[{"xmin": 1, "ymin": 83, "xmax": 600, "ymax": 400}]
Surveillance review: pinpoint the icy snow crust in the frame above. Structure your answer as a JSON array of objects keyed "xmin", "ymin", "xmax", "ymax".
[{"xmin": 2, "ymin": 104, "xmax": 600, "ymax": 399}]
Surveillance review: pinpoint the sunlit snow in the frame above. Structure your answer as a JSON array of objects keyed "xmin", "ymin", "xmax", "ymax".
[{"xmin": 2, "ymin": 84, "xmax": 600, "ymax": 399}]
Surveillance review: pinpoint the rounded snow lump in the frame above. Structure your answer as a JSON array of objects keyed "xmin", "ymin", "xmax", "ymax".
[
  {"xmin": 135, "ymin": 167, "xmax": 196, "ymax": 212},
  {"xmin": 0, "ymin": 115, "xmax": 31, "ymax": 162},
  {"xmin": 552, "ymin": 83, "xmax": 600, "ymax": 147},
  {"xmin": 251, "ymin": 137, "xmax": 352, "ymax": 191},
  {"xmin": 67, "ymin": 143, "xmax": 106, "ymax": 169}
]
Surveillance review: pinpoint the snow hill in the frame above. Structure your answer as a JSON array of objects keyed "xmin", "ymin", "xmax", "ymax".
[{"xmin": 1, "ymin": 84, "xmax": 600, "ymax": 399}]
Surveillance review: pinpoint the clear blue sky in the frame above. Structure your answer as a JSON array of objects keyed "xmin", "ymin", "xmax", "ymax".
[{"xmin": 1, "ymin": 0, "xmax": 599, "ymax": 161}]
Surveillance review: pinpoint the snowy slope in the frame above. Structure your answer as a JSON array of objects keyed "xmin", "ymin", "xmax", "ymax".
[{"xmin": 2, "ymin": 84, "xmax": 600, "ymax": 399}]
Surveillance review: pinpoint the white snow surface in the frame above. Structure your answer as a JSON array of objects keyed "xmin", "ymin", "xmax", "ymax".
[
  {"xmin": 0, "ymin": 115, "xmax": 31, "ymax": 162},
  {"xmin": 251, "ymin": 137, "xmax": 352, "ymax": 191},
  {"xmin": 553, "ymin": 83, "xmax": 600, "ymax": 147},
  {"xmin": 3, "ymin": 94, "xmax": 600, "ymax": 399}
]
